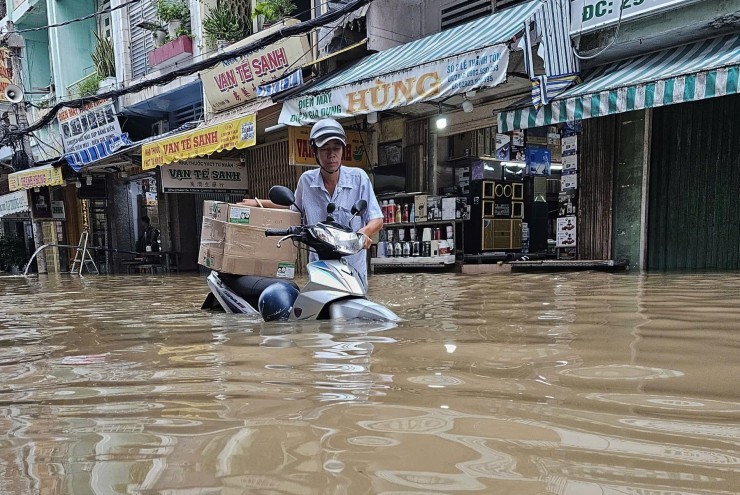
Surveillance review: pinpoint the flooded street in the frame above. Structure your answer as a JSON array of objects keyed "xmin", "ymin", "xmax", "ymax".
[{"xmin": 0, "ymin": 271, "xmax": 739, "ymax": 494}]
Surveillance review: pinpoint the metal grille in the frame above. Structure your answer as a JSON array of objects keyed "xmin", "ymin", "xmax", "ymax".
[
  {"xmin": 244, "ymin": 140, "xmax": 300, "ymax": 199},
  {"xmin": 172, "ymin": 102, "xmax": 204, "ymax": 129},
  {"xmin": 578, "ymin": 115, "xmax": 617, "ymax": 260},
  {"xmin": 129, "ymin": 0, "xmax": 157, "ymax": 79},
  {"xmin": 441, "ymin": 0, "xmax": 492, "ymax": 30}
]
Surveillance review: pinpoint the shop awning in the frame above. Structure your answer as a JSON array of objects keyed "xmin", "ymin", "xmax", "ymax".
[
  {"xmin": 8, "ymin": 164, "xmax": 64, "ymax": 192},
  {"xmin": 279, "ymin": 0, "xmax": 577, "ymax": 125},
  {"xmin": 498, "ymin": 34, "xmax": 740, "ymax": 132},
  {"xmin": 0, "ymin": 190, "xmax": 30, "ymax": 217},
  {"xmin": 142, "ymin": 114, "xmax": 257, "ymax": 170}
]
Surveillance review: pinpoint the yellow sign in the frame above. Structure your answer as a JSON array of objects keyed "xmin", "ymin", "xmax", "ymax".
[
  {"xmin": 8, "ymin": 165, "xmax": 64, "ymax": 191},
  {"xmin": 288, "ymin": 127, "xmax": 369, "ymax": 169},
  {"xmin": 142, "ymin": 114, "xmax": 257, "ymax": 170},
  {"xmin": 0, "ymin": 48, "xmax": 12, "ymax": 102}
]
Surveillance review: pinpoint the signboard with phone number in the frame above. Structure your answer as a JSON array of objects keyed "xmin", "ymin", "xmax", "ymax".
[{"xmin": 570, "ymin": 0, "xmax": 700, "ymax": 35}]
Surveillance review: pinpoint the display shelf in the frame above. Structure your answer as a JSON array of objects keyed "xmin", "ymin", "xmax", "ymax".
[
  {"xmin": 376, "ymin": 191, "xmax": 426, "ymax": 200},
  {"xmin": 383, "ymin": 219, "xmax": 463, "ymax": 228},
  {"xmin": 371, "ymin": 254, "xmax": 455, "ymax": 268}
]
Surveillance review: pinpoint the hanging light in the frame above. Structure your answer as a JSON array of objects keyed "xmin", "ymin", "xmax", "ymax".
[
  {"xmin": 462, "ymin": 99, "xmax": 474, "ymax": 113},
  {"xmin": 435, "ymin": 115, "xmax": 447, "ymax": 130},
  {"xmin": 366, "ymin": 111, "xmax": 378, "ymax": 124},
  {"xmin": 75, "ymin": 180, "xmax": 82, "ymax": 189}
]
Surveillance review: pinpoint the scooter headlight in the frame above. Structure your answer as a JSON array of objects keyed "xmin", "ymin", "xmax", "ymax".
[{"xmin": 309, "ymin": 224, "xmax": 363, "ymax": 255}]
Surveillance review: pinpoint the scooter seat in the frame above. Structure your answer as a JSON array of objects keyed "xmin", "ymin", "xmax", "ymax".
[{"xmin": 219, "ymin": 273, "xmax": 299, "ymax": 304}]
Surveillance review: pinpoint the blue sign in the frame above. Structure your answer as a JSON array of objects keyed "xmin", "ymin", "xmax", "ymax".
[
  {"xmin": 525, "ymin": 147, "xmax": 551, "ymax": 176},
  {"xmin": 257, "ymin": 69, "xmax": 303, "ymax": 97},
  {"xmin": 64, "ymin": 133, "xmax": 133, "ymax": 172}
]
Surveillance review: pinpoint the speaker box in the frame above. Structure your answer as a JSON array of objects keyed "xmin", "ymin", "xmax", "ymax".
[
  {"xmin": 524, "ymin": 201, "xmax": 548, "ymax": 252},
  {"xmin": 482, "ymin": 219, "xmax": 522, "ymax": 251}
]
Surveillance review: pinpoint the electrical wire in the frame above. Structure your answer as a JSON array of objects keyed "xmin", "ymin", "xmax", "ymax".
[
  {"xmin": 2, "ymin": 0, "xmax": 376, "ymax": 145},
  {"xmin": 571, "ymin": 0, "xmax": 627, "ymax": 60},
  {"xmin": 12, "ymin": 0, "xmax": 143, "ymax": 34}
]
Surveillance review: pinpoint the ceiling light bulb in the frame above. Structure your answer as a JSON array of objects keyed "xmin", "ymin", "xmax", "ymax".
[
  {"xmin": 435, "ymin": 116, "xmax": 447, "ymax": 130},
  {"xmin": 366, "ymin": 111, "xmax": 378, "ymax": 124},
  {"xmin": 462, "ymin": 100, "xmax": 474, "ymax": 113}
]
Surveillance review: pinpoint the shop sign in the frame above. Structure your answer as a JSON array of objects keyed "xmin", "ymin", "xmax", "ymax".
[
  {"xmin": 142, "ymin": 114, "xmax": 257, "ymax": 170},
  {"xmin": 161, "ymin": 159, "xmax": 249, "ymax": 193},
  {"xmin": 556, "ymin": 216, "xmax": 577, "ymax": 248},
  {"xmin": 562, "ymin": 170, "xmax": 578, "ymax": 190},
  {"xmin": 8, "ymin": 165, "xmax": 64, "ymax": 191},
  {"xmin": 200, "ymin": 20, "xmax": 312, "ymax": 112},
  {"xmin": 0, "ymin": 48, "xmax": 12, "ymax": 102},
  {"xmin": 288, "ymin": 127, "xmax": 369, "ymax": 169},
  {"xmin": 279, "ymin": 44, "xmax": 509, "ymax": 125},
  {"xmin": 0, "ymin": 190, "xmax": 30, "ymax": 217},
  {"xmin": 570, "ymin": 0, "xmax": 700, "ymax": 35},
  {"xmin": 57, "ymin": 99, "xmax": 122, "ymax": 154},
  {"xmin": 30, "ymin": 188, "xmax": 52, "ymax": 220},
  {"xmin": 51, "ymin": 201, "xmax": 65, "ymax": 221}
]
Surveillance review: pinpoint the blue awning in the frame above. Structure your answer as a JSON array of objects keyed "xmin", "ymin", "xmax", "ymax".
[
  {"xmin": 279, "ymin": 0, "xmax": 577, "ymax": 125},
  {"xmin": 498, "ymin": 34, "xmax": 740, "ymax": 132}
]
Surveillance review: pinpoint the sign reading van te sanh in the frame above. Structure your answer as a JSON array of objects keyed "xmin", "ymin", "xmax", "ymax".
[
  {"xmin": 160, "ymin": 159, "xmax": 249, "ymax": 194},
  {"xmin": 142, "ymin": 114, "xmax": 256, "ymax": 170},
  {"xmin": 200, "ymin": 19, "xmax": 312, "ymax": 112}
]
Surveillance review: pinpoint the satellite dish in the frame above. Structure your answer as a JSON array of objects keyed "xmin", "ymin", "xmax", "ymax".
[{"xmin": 4, "ymin": 84, "xmax": 24, "ymax": 103}]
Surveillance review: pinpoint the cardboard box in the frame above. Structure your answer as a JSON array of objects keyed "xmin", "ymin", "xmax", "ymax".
[
  {"xmin": 203, "ymin": 201, "xmax": 229, "ymax": 222},
  {"xmin": 201, "ymin": 217, "xmax": 226, "ymax": 244},
  {"xmin": 227, "ymin": 204, "xmax": 300, "ymax": 228},
  {"xmin": 198, "ymin": 243, "xmax": 224, "ymax": 270},
  {"xmin": 224, "ymin": 222, "xmax": 297, "ymax": 262},
  {"xmin": 221, "ymin": 257, "xmax": 297, "ymax": 279}
]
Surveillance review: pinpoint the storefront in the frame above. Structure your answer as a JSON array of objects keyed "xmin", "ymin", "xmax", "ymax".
[{"xmin": 497, "ymin": 33, "xmax": 740, "ymax": 270}]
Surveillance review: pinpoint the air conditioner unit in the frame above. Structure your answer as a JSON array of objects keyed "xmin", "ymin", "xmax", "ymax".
[{"xmin": 151, "ymin": 120, "xmax": 169, "ymax": 136}]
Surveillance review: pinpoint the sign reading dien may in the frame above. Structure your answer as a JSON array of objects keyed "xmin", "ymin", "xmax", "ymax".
[
  {"xmin": 278, "ymin": 45, "xmax": 509, "ymax": 125},
  {"xmin": 160, "ymin": 159, "xmax": 249, "ymax": 193},
  {"xmin": 570, "ymin": 0, "xmax": 700, "ymax": 35}
]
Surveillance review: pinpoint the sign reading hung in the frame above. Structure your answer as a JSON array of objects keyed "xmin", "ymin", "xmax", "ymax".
[
  {"xmin": 279, "ymin": 45, "xmax": 509, "ymax": 125},
  {"xmin": 57, "ymin": 99, "xmax": 122, "ymax": 154},
  {"xmin": 160, "ymin": 159, "xmax": 249, "ymax": 194},
  {"xmin": 0, "ymin": 190, "xmax": 30, "ymax": 217},
  {"xmin": 200, "ymin": 19, "xmax": 312, "ymax": 112},
  {"xmin": 142, "ymin": 115, "xmax": 256, "ymax": 170}
]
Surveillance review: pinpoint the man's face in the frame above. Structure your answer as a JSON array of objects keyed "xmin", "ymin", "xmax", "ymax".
[{"xmin": 316, "ymin": 140, "xmax": 344, "ymax": 173}]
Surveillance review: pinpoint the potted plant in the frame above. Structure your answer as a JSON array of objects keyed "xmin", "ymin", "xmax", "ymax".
[
  {"xmin": 156, "ymin": 0, "xmax": 190, "ymax": 38},
  {"xmin": 252, "ymin": 0, "xmax": 296, "ymax": 29},
  {"xmin": 78, "ymin": 74, "xmax": 103, "ymax": 97},
  {"xmin": 203, "ymin": 3, "xmax": 249, "ymax": 49},
  {"xmin": 91, "ymin": 32, "xmax": 116, "ymax": 92}
]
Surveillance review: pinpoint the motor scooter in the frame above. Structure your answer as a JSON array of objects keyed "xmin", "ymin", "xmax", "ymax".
[{"xmin": 202, "ymin": 186, "xmax": 399, "ymax": 322}]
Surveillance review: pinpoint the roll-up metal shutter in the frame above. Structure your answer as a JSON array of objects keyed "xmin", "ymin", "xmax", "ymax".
[{"xmin": 648, "ymin": 95, "xmax": 740, "ymax": 270}]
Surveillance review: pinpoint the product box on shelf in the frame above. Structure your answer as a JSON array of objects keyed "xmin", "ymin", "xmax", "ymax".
[
  {"xmin": 426, "ymin": 196, "xmax": 442, "ymax": 221},
  {"xmin": 414, "ymin": 194, "xmax": 427, "ymax": 221},
  {"xmin": 456, "ymin": 197, "xmax": 470, "ymax": 220},
  {"xmin": 442, "ymin": 197, "xmax": 456, "ymax": 220}
]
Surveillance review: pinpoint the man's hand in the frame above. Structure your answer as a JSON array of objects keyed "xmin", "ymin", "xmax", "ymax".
[
  {"xmin": 358, "ymin": 232, "xmax": 372, "ymax": 250},
  {"xmin": 241, "ymin": 199, "xmax": 260, "ymax": 207}
]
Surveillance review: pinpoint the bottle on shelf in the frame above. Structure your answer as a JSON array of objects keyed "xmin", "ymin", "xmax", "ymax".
[
  {"xmin": 394, "ymin": 235, "xmax": 402, "ymax": 258},
  {"xmin": 395, "ymin": 203, "xmax": 402, "ymax": 224},
  {"xmin": 386, "ymin": 230, "xmax": 394, "ymax": 257},
  {"xmin": 402, "ymin": 241, "xmax": 411, "ymax": 257},
  {"xmin": 409, "ymin": 203, "xmax": 415, "ymax": 223},
  {"xmin": 388, "ymin": 199, "xmax": 395, "ymax": 224},
  {"xmin": 381, "ymin": 200, "xmax": 388, "ymax": 224},
  {"xmin": 402, "ymin": 204, "xmax": 409, "ymax": 223}
]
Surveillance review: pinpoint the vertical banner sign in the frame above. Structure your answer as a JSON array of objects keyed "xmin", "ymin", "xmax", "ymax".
[
  {"xmin": 279, "ymin": 45, "xmax": 509, "ymax": 125},
  {"xmin": 142, "ymin": 114, "xmax": 257, "ymax": 170},
  {"xmin": 0, "ymin": 48, "xmax": 12, "ymax": 101},
  {"xmin": 57, "ymin": 99, "xmax": 122, "ymax": 154},
  {"xmin": 288, "ymin": 127, "xmax": 370, "ymax": 169}
]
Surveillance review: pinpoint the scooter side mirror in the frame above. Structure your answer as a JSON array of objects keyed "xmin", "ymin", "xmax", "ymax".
[
  {"xmin": 351, "ymin": 199, "xmax": 367, "ymax": 216},
  {"xmin": 268, "ymin": 185, "xmax": 295, "ymax": 207}
]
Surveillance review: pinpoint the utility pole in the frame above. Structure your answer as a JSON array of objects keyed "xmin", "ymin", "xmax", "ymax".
[{"xmin": 5, "ymin": 21, "xmax": 46, "ymax": 274}]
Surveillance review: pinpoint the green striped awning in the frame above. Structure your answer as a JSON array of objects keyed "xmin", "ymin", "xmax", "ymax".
[
  {"xmin": 498, "ymin": 34, "xmax": 740, "ymax": 132},
  {"xmin": 302, "ymin": 0, "xmax": 544, "ymax": 93}
]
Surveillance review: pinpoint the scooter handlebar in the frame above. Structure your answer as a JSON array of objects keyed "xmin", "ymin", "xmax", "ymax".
[{"xmin": 265, "ymin": 226, "xmax": 302, "ymax": 237}]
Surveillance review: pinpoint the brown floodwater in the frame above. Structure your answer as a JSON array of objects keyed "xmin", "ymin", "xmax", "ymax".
[{"xmin": 0, "ymin": 271, "xmax": 738, "ymax": 494}]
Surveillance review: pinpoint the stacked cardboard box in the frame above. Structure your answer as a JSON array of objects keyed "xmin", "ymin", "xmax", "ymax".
[{"xmin": 198, "ymin": 201, "xmax": 300, "ymax": 278}]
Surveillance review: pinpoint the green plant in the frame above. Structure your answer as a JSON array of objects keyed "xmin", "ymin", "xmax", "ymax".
[
  {"xmin": 0, "ymin": 235, "xmax": 27, "ymax": 272},
  {"xmin": 91, "ymin": 32, "xmax": 116, "ymax": 78},
  {"xmin": 203, "ymin": 3, "xmax": 248, "ymax": 45},
  {"xmin": 78, "ymin": 73, "xmax": 103, "ymax": 97},
  {"xmin": 156, "ymin": 0, "xmax": 189, "ymax": 22},
  {"xmin": 252, "ymin": 0, "xmax": 296, "ymax": 23}
]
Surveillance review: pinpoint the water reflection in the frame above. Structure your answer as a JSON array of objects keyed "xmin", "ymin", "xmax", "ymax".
[{"xmin": 0, "ymin": 272, "xmax": 739, "ymax": 493}]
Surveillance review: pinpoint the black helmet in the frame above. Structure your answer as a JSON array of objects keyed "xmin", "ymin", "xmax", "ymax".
[
  {"xmin": 309, "ymin": 118, "xmax": 347, "ymax": 148},
  {"xmin": 258, "ymin": 282, "xmax": 299, "ymax": 321}
]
